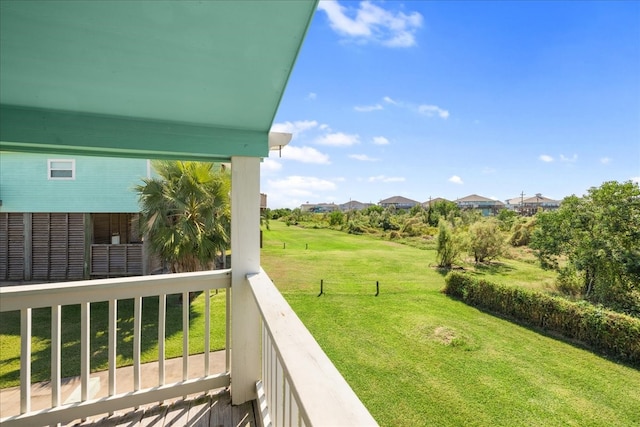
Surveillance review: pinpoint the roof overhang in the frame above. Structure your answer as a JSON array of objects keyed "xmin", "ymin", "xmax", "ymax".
[{"xmin": 0, "ymin": 1, "xmax": 315, "ymax": 160}]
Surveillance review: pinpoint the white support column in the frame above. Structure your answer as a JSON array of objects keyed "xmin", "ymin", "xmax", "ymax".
[{"xmin": 230, "ymin": 156, "xmax": 261, "ymax": 405}]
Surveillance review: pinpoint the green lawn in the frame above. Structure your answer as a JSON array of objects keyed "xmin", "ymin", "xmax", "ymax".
[
  {"xmin": 261, "ymin": 221, "xmax": 640, "ymax": 427},
  {"xmin": 2, "ymin": 221, "xmax": 638, "ymax": 426}
]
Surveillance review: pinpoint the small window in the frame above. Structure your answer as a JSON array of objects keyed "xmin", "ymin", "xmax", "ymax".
[{"xmin": 48, "ymin": 159, "xmax": 75, "ymax": 180}]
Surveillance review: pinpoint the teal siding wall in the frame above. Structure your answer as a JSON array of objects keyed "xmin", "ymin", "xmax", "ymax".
[{"xmin": 0, "ymin": 152, "xmax": 148, "ymax": 212}]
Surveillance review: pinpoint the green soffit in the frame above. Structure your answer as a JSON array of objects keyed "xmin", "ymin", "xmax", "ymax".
[{"xmin": 0, "ymin": 0, "xmax": 318, "ymax": 161}]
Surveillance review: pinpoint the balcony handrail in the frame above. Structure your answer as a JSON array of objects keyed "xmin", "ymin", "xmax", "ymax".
[
  {"xmin": 0, "ymin": 270, "xmax": 231, "ymax": 427},
  {"xmin": 0, "ymin": 269, "xmax": 231, "ymax": 311},
  {"xmin": 248, "ymin": 268, "xmax": 378, "ymax": 427}
]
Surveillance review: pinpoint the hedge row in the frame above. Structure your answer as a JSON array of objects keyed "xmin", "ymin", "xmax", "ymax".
[{"xmin": 444, "ymin": 272, "xmax": 640, "ymax": 367}]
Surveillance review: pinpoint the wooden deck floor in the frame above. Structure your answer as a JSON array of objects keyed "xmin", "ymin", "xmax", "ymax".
[{"xmin": 70, "ymin": 390, "xmax": 258, "ymax": 427}]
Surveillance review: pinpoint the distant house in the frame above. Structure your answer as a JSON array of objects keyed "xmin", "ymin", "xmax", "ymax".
[
  {"xmin": 338, "ymin": 200, "xmax": 374, "ymax": 212},
  {"xmin": 422, "ymin": 197, "xmax": 450, "ymax": 209},
  {"xmin": 378, "ymin": 196, "xmax": 420, "ymax": 210},
  {"xmin": 505, "ymin": 193, "xmax": 561, "ymax": 216},
  {"xmin": 300, "ymin": 202, "xmax": 339, "ymax": 213},
  {"xmin": 454, "ymin": 194, "xmax": 505, "ymax": 216},
  {"xmin": 0, "ymin": 152, "xmax": 149, "ymax": 282}
]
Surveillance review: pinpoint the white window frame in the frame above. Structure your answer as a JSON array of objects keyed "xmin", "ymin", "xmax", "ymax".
[{"xmin": 48, "ymin": 159, "xmax": 76, "ymax": 180}]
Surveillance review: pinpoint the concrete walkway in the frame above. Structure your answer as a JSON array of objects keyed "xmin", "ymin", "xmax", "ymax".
[{"xmin": 0, "ymin": 351, "xmax": 227, "ymax": 423}]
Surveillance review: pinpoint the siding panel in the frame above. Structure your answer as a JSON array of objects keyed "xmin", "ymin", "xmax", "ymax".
[
  {"xmin": 0, "ymin": 213, "xmax": 25, "ymax": 281},
  {"xmin": 31, "ymin": 213, "xmax": 85, "ymax": 281},
  {"xmin": 32, "ymin": 213, "xmax": 51, "ymax": 281}
]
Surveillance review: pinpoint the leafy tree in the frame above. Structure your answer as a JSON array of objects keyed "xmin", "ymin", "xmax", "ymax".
[
  {"xmin": 436, "ymin": 219, "xmax": 461, "ymax": 268},
  {"xmin": 136, "ymin": 161, "xmax": 230, "ymax": 273},
  {"xmin": 261, "ymin": 208, "xmax": 271, "ymax": 231},
  {"xmin": 363, "ymin": 205, "xmax": 383, "ymax": 215},
  {"xmin": 530, "ymin": 181, "xmax": 640, "ymax": 313},
  {"xmin": 509, "ymin": 217, "xmax": 536, "ymax": 247},
  {"xmin": 329, "ymin": 210, "xmax": 344, "ymax": 227},
  {"xmin": 468, "ymin": 219, "xmax": 504, "ymax": 263},
  {"xmin": 497, "ymin": 209, "xmax": 519, "ymax": 231},
  {"xmin": 409, "ymin": 204, "xmax": 425, "ymax": 217},
  {"xmin": 381, "ymin": 207, "xmax": 400, "ymax": 231},
  {"xmin": 270, "ymin": 208, "xmax": 292, "ymax": 220},
  {"xmin": 285, "ymin": 208, "xmax": 303, "ymax": 226},
  {"xmin": 427, "ymin": 200, "xmax": 459, "ymax": 226}
]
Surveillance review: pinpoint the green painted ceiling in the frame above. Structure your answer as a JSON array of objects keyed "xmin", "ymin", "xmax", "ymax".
[{"xmin": 0, "ymin": 0, "xmax": 317, "ymax": 160}]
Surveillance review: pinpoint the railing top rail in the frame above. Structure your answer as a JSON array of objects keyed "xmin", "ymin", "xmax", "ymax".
[
  {"xmin": 0, "ymin": 269, "xmax": 231, "ymax": 311},
  {"xmin": 248, "ymin": 269, "xmax": 378, "ymax": 427}
]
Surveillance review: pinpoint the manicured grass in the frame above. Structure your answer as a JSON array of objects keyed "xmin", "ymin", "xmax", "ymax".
[
  {"xmin": 261, "ymin": 221, "xmax": 640, "ymax": 427},
  {"xmin": 0, "ymin": 291, "xmax": 226, "ymax": 389}
]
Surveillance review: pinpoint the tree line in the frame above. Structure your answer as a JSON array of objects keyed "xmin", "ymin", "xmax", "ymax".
[
  {"xmin": 134, "ymin": 163, "xmax": 638, "ymax": 316},
  {"xmin": 270, "ymin": 181, "xmax": 640, "ymax": 316}
]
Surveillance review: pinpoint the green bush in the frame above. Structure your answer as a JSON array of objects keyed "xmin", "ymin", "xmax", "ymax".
[
  {"xmin": 443, "ymin": 272, "xmax": 640, "ymax": 366},
  {"xmin": 555, "ymin": 265, "xmax": 583, "ymax": 297},
  {"xmin": 436, "ymin": 219, "xmax": 461, "ymax": 268}
]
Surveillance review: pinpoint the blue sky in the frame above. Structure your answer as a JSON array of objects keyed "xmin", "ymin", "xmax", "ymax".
[{"xmin": 262, "ymin": 0, "xmax": 640, "ymax": 209}]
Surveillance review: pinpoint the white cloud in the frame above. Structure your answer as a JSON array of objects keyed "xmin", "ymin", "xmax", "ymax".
[
  {"xmin": 261, "ymin": 158, "xmax": 282, "ymax": 173},
  {"xmin": 368, "ymin": 175, "xmax": 405, "ymax": 183},
  {"xmin": 280, "ymin": 145, "xmax": 330, "ymax": 164},
  {"xmin": 315, "ymin": 132, "xmax": 360, "ymax": 147},
  {"xmin": 354, "ymin": 103, "xmax": 383, "ymax": 112},
  {"xmin": 600, "ymin": 157, "xmax": 612, "ymax": 164},
  {"xmin": 317, "ymin": 0, "xmax": 422, "ymax": 48},
  {"xmin": 383, "ymin": 96, "xmax": 397, "ymax": 105},
  {"xmin": 349, "ymin": 154, "xmax": 379, "ymax": 162},
  {"xmin": 632, "ymin": 176, "xmax": 640, "ymax": 184},
  {"xmin": 560, "ymin": 154, "xmax": 578, "ymax": 163},
  {"xmin": 418, "ymin": 104, "xmax": 450, "ymax": 119},
  {"xmin": 271, "ymin": 120, "xmax": 318, "ymax": 135},
  {"xmin": 539, "ymin": 154, "xmax": 554, "ymax": 163},
  {"xmin": 306, "ymin": 92, "xmax": 317, "ymax": 100},
  {"xmin": 372, "ymin": 136, "xmax": 389, "ymax": 145},
  {"xmin": 448, "ymin": 175, "xmax": 464, "ymax": 185},
  {"xmin": 268, "ymin": 176, "xmax": 337, "ymax": 195}
]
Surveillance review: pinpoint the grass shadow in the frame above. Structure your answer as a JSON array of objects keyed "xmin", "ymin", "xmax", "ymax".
[
  {"xmin": 444, "ymin": 294, "xmax": 640, "ymax": 371},
  {"xmin": 469, "ymin": 261, "xmax": 516, "ymax": 276}
]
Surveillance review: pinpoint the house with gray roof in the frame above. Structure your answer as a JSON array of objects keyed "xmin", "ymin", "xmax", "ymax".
[
  {"xmin": 379, "ymin": 196, "xmax": 420, "ymax": 210},
  {"xmin": 422, "ymin": 197, "xmax": 450, "ymax": 208},
  {"xmin": 339, "ymin": 200, "xmax": 375, "ymax": 212},
  {"xmin": 300, "ymin": 202, "xmax": 339, "ymax": 213},
  {"xmin": 505, "ymin": 193, "xmax": 561, "ymax": 216},
  {"xmin": 454, "ymin": 194, "xmax": 505, "ymax": 216}
]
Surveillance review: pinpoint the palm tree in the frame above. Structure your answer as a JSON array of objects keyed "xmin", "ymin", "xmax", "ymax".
[{"xmin": 136, "ymin": 160, "xmax": 230, "ymax": 274}]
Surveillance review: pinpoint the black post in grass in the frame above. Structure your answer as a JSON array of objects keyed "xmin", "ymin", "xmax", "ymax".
[
  {"xmin": 283, "ymin": 242, "xmax": 286, "ymax": 249},
  {"xmin": 306, "ymin": 243, "xmax": 308, "ymax": 250},
  {"xmin": 375, "ymin": 281, "xmax": 379, "ymax": 297},
  {"xmin": 318, "ymin": 279, "xmax": 324, "ymax": 297}
]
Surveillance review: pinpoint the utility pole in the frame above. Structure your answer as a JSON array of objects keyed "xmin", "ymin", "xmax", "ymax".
[{"xmin": 520, "ymin": 191, "xmax": 525, "ymax": 215}]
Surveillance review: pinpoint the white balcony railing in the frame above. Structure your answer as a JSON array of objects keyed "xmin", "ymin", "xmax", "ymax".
[
  {"xmin": 0, "ymin": 270, "xmax": 231, "ymax": 427},
  {"xmin": 0, "ymin": 269, "xmax": 377, "ymax": 427},
  {"xmin": 249, "ymin": 269, "xmax": 377, "ymax": 427}
]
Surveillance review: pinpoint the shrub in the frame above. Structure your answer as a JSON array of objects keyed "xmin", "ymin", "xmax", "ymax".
[
  {"xmin": 329, "ymin": 210, "xmax": 344, "ymax": 227},
  {"xmin": 436, "ymin": 219, "xmax": 460, "ymax": 268},
  {"xmin": 468, "ymin": 219, "xmax": 504, "ymax": 263},
  {"xmin": 443, "ymin": 272, "xmax": 640, "ymax": 366},
  {"xmin": 555, "ymin": 265, "xmax": 583, "ymax": 297},
  {"xmin": 510, "ymin": 217, "xmax": 536, "ymax": 247},
  {"xmin": 346, "ymin": 220, "xmax": 367, "ymax": 235}
]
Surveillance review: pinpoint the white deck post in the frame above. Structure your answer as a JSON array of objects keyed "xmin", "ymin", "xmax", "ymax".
[{"xmin": 230, "ymin": 156, "xmax": 261, "ymax": 405}]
